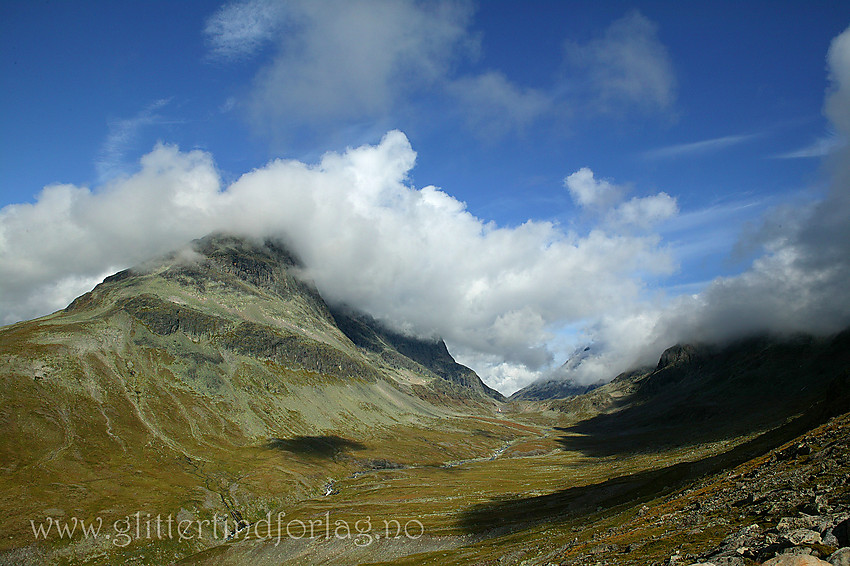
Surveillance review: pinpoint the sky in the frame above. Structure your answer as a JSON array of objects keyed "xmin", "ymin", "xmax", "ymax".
[{"xmin": 2, "ymin": 1, "xmax": 850, "ymax": 395}]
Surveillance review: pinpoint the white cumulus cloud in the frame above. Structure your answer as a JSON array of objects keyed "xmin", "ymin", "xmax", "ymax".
[
  {"xmin": 611, "ymin": 192, "xmax": 678, "ymax": 229},
  {"xmin": 564, "ymin": 167, "xmax": 626, "ymax": 210},
  {"xmin": 0, "ymin": 131, "xmax": 678, "ymax": 394},
  {"xmin": 564, "ymin": 167, "xmax": 677, "ymax": 230}
]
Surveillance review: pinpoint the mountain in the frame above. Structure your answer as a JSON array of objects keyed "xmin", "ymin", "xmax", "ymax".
[
  {"xmin": 510, "ymin": 345, "xmax": 607, "ymax": 401},
  {"xmin": 550, "ymin": 329, "xmax": 850, "ymax": 453},
  {"xmin": 60, "ymin": 232, "xmax": 502, "ymax": 403},
  {"xmin": 508, "ymin": 377, "xmax": 605, "ymax": 401},
  {"xmin": 0, "ymin": 233, "xmax": 503, "ymax": 562},
  {"xmin": 2, "ymin": 233, "xmax": 848, "ymax": 566}
]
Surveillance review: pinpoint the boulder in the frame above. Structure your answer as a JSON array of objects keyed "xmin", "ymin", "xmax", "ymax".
[
  {"xmin": 762, "ymin": 555, "xmax": 832, "ymax": 565},
  {"xmin": 785, "ymin": 528, "xmax": 824, "ymax": 546},
  {"xmin": 828, "ymin": 547, "xmax": 850, "ymax": 566}
]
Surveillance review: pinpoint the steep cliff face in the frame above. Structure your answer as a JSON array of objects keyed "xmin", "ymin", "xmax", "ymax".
[
  {"xmin": 331, "ymin": 306, "xmax": 505, "ymax": 401},
  {"xmin": 655, "ymin": 343, "xmax": 699, "ymax": 370}
]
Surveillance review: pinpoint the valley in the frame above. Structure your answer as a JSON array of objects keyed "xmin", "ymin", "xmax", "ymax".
[{"xmin": 1, "ymin": 235, "xmax": 848, "ymax": 566}]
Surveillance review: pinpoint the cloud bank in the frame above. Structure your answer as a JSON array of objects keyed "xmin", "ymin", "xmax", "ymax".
[
  {"xmin": 3, "ymin": 10, "xmax": 848, "ymax": 396},
  {"xmin": 0, "ymin": 130, "xmax": 678, "ymax": 393},
  {"xmin": 559, "ymin": 24, "xmax": 850, "ymax": 385}
]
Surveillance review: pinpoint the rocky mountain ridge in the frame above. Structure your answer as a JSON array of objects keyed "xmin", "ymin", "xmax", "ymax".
[{"xmin": 547, "ymin": 329, "xmax": 850, "ymax": 452}]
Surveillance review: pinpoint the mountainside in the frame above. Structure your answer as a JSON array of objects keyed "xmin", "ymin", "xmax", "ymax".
[
  {"xmin": 0, "ymin": 233, "xmax": 503, "ymax": 562},
  {"xmin": 509, "ymin": 377, "xmax": 605, "ymax": 401},
  {"xmin": 173, "ymin": 330, "xmax": 850, "ymax": 566},
  {"xmin": 329, "ymin": 306, "xmax": 505, "ymax": 401},
  {"xmin": 550, "ymin": 330, "xmax": 850, "ymax": 453}
]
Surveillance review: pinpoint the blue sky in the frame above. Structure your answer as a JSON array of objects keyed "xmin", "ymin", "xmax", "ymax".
[{"xmin": 3, "ymin": 1, "xmax": 850, "ymax": 393}]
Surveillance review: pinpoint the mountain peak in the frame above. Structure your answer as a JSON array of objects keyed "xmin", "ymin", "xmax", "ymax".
[
  {"xmin": 61, "ymin": 232, "xmax": 501, "ymax": 401},
  {"xmin": 656, "ymin": 343, "xmax": 699, "ymax": 370},
  {"xmin": 191, "ymin": 232, "xmax": 302, "ymax": 269}
]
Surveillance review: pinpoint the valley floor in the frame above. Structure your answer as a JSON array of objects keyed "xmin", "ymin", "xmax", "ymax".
[{"xmin": 3, "ymin": 401, "xmax": 848, "ymax": 565}]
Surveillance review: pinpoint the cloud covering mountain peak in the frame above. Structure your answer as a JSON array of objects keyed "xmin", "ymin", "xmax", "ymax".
[{"xmin": 0, "ymin": 130, "xmax": 678, "ymax": 393}]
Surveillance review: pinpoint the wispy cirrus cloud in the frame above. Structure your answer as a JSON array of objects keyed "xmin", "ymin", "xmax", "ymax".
[
  {"xmin": 96, "ymin": 99, "xmax": 179, "ymax": 182},
  {"xmin": 641, "ymin": 132, "xmax": 759, "ymax": 160},
  {"xmin": 203, "ymin": 0, "xmax": 287, "ymax": 61},
  {"xmin": 203, "ymin": 3, "xmax": 676, "ymax": 143},
  {"xmin": 450, "ymin": 10, "xmax": 678, "ymax": 138},
  {"xmin": 220, "ymin": 0, "xmax": 477, "ymax": 141},
  {"xmin": 565, "ymin": 10, "xmax": 677, "ymax": 113},
  {"xmin": 448, "ymin": 71, "xmax": 552, "ymax": 138},
  {"xmin": 772, "ymin": 132, "xmax": 844, "ymax": 159}
]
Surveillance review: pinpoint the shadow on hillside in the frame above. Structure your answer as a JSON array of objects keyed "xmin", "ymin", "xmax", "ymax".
[
  {"xmin": 557, "ymin": 371, "xmax": 849, "ymax": 458},
  {"xmin": 550, "ymin": 330, "xmax": 850, "ymax": 458},
  {"xmin": 552, "ymin": 413, "xmax": 744, "ymax": 459},
  {"xmin": 457, "ymin": 401, "xmax": 845, "ymax": 536},
  {"xmin": 265, "ymin": 435, "xmax": 366, "ymax": 459}
]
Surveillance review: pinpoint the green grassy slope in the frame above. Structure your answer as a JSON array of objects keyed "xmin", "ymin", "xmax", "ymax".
[{"xmin": 0, "ymin": 234, "xmax": 501, "ymax": 564}]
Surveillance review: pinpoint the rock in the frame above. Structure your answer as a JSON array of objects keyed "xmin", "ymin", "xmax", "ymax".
[
  {"xmin": 816, "ymin": 495, "xmax": 833, "ymax": 514},
  {"xmin": 785, "ymin": 528, "xmax": 824, "ymax": 546},
  {"xmin": 828, "ymin": 547, "xmax": 850, "ymax": 566},
  {"xmin": 779, "ymin": 517, "xmax": 820, "ymax": 535},
  {"xmin": 774, "ymin": 444, "xmax": 812, "ymax": 462},
  {"xmin": 657, "ymin": 344, "xmax": 698, "ymax": 369},
  {"xmin": 762, "ymin": 556, "xmax": 832, "ymax": 565}
]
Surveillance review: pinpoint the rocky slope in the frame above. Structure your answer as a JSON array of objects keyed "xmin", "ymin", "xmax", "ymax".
[
  {"xmin": 500, "ymin": 404, "xmax": 850, "ymax": 566},
  {"xmin": 330, "ymin": 306, "xmax": 505, "ymax": 401}
]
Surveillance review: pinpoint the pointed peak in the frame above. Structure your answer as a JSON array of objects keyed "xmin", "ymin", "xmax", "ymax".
[{"xmin": 191, "ymin": 232, "xmax": 303, "ymax": 268}]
